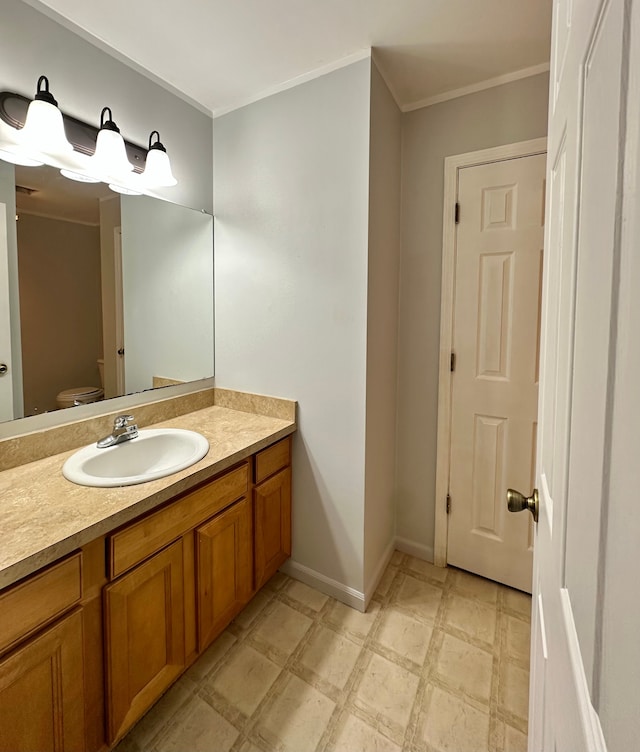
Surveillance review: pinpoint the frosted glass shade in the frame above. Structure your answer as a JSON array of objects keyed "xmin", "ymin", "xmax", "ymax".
[
  {"xmin": 90, "ymin": 127, "xmax": 133, "ymax": 181},
  {"xmin": 141, "ymin": 147, "xmax": 177, "ymax": 187},
  {"xmin": 19, "ymin": 99, "xmax": 72, "ymax": 156},
  {"xmin": 108, "ymin": 182, "xmax": 142, "ymax": 196},
  {"xmin": 60, "ymin": 168, "xmax": 101, "ymax": 183},
  {"xmin": 0, "ymin": 146, "xmax": 44, "ymax": 167},
  {"xmin": 109, "ymin": 171, "xmax": 143, "ymax": 195}
]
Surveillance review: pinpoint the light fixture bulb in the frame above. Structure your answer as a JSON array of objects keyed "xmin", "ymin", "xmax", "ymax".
[
  {"xmin": 88, "ymin": 107, "xmax": 133, "ymax": 182},
  {"xmin": 140, "ymin": 131, "xmax": 177, "ymax": 187},
  {"xmin": 19, "ymin": 76, "xmax": 73, "ymax": 158}
]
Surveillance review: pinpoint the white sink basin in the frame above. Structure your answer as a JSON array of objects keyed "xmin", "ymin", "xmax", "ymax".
[{"xmin": 62, "ymin": 428, "xmax": 210, "ymax": 487}]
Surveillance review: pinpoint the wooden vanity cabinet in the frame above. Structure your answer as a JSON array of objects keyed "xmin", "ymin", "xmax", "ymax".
[
  {"xmin": 0, "ymin": 553, "xmax": 85, "ymax": 752},
  {"xmin": 254, "ymin": 439, "xmax": 292, "ymax": 590},
  {"xmin": 103, "ymin": 540, "xmax": 186, "ymax": 744},
  {"xmin": 254, "ymin": 467, "xmax": 292, "ymax": 589},
  {"xmin": 103, "ymin": 461, "xmax": 252, "ymax": 745},
  {"xmin": 0, "ymin": 610, "xmax": 85, "ymax": 752},
  {"xmin": 0, "ymin": 434, "xmax": 293, "ymax": 752},
  {"xmin": 196, "ymin": 496, "xmax": 252, "ymax": 651}
]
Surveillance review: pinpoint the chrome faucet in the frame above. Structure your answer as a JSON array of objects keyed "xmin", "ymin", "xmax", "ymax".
[{"xmin": 97, "ymin": 414, "xmax": 139, "ymax": 448}]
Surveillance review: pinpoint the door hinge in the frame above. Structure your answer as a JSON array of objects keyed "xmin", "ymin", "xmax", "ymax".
[
  {"xmin": 446, "ymin": 493, "xmax": 451, "ymax": 514},
  {"xmin": 450, "ymin": 352, "xmax": 456, "ymax": 372},
  {"xmin": 454, "ymin": 202, "xmax": 460, "ymax": 224}
]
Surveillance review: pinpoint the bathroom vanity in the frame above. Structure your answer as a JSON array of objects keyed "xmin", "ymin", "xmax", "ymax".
[{"xmin": 0, "ymin": 390, "xmax": 295, "ymax": 751}]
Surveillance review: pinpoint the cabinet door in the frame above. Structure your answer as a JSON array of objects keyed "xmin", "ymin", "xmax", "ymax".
[
  {"xmin": 104, "ymin": 539, "xmax": 185, "ymax": 745},
  {"xmin": 197, "ymin": 497, "xmax": 252, "ymax": 651},
  {"xmin": 254, "ymin": 467, "xmax": 292, "ymax": 590},
  {"xmin": 0, "ymin": 609, "xmax": 85, "ymax": 752}
]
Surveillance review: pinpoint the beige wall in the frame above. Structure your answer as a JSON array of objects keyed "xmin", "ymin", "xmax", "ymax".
[
  {"xmin": 17, "ymin": 213, "xmax": 102, "ymax": 415},
  {"xmin": 214, "ymin": 60, "xmax": 372, "ymax": 600},
  {"xmin": 363, "ymin": 61, "xmax": 402, "ymax": 596},
  {"xmin": 396, "ymin": 72, "xmax": 550, "ymax": 558}
]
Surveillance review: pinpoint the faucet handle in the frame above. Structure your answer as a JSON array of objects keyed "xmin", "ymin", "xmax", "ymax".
[{"xmin": 114, "ymin": 414, "xmax": 135, "ymax": 430}]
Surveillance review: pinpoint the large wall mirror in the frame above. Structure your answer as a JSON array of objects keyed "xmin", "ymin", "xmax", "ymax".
[{"xmin": 0, "ymin": 160, "xmax": 213, "ymax": 426}]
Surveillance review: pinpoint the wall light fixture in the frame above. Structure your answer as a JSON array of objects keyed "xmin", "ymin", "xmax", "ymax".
[
  {"xmin": 19, "ymin": 76, "xmax": 73, "ymax": 159},
  {"xmin": 141, "ymin": 131, "xmax": 177, "ymax": 187},
  {"xmin": 0, "ymin": 78, "xmax": 177, "ymax": 195}
]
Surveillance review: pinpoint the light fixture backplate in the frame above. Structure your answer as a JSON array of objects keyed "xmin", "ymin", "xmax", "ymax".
[{"xmin": 0, "ymin": 91, "xmax": 147, "ymax": 173}]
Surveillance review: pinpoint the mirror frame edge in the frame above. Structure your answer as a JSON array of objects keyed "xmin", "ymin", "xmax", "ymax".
[{"xmin": 0, "ymin": 377, "xmax": 215, "ymax": 440}]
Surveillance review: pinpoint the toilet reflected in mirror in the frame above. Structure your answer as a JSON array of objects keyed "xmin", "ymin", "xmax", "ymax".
[
  {"xmin": 55, "ymin": 359, "xmax": 105, "ymax": 409},
  {"xmin": 56, "ymin": 386, "xmax": 104, "ymax": 409}
]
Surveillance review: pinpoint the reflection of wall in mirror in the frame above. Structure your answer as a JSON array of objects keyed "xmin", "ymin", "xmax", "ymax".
[
  {"xmin": 17, "ymin": 213, "xmax": 102, "ymax": 416},
  {"xmin": 121, "ymin": 197, "xmax": 214, "ymax": 394}
]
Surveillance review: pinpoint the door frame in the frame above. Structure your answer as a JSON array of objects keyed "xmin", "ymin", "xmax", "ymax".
[
  {"xmin": 113, "ymin": 226, "xmax": 125, "ymax": 395},
  {"xmin": 433, "ymin": 137, "xmax": 548, "ymax": 567},
  {"xmin": 0, "ymin": 203, "xmax": 14, "ymax": 421}
]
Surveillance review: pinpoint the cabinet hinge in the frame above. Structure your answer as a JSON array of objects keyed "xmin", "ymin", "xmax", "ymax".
[
  {"xmin": 446, "ymin": 493, "xmax": 451, "ymax": 514},
  {"xmin": 455, "ymin": 202, "xmax": 460, "ymax": 224},
  {"xmin": 450, "ymin": 352, "xmax": 456, "ymax": 372}
]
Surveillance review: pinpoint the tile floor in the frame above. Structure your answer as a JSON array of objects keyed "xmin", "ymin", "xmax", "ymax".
[{"xmin": 116, "ymin": 552, "xmax": 531, "ymax": 752}]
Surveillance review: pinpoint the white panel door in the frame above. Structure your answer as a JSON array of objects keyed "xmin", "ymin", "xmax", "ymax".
[
  {"xmin": 0, "ymin": 205, "xmax": 14, "ymax": 422},
  {"xmin": 447, "ymin": 154, "xmax": 545, "ymax": 592},
  {"xmin": 526, "ymin": 0, "xmax": 628, "ymax": 748}
]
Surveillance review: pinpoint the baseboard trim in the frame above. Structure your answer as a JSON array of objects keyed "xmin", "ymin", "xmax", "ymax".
[
  {"xmin": 395, "ymin": 537, "xmax": 435, "ymax": 564},
  {"xmin": 279, "ymin": 559, "xmax": 366, "ymax": 612},
  {"xmin": 280, "ymin": 539, "xmax": 438, "ymax": 614},
  {"xmin": 363, "ymin": 539, "xmax": 396, "ymax": 610}
]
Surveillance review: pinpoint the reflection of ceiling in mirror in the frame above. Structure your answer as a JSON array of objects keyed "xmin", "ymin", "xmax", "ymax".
[{"xmin": 15, "ymin": 164, "xmax": 113, "ymax": 225}]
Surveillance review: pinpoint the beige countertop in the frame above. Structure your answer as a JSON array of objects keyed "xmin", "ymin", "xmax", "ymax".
[{"xmin": 0, "ymin": 404, "xmax": 295, "ymax": 590}]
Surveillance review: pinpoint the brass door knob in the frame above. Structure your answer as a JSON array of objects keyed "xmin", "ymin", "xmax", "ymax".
[{"xmin": 507, "ymin": 488, "xmax": 539, "ymax": 523}]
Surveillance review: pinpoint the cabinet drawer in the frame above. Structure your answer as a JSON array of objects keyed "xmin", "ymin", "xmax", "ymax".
[
  {"xmin": 0, "ymin": 553, "xmax": 82, "ymax": 654},
  {"xmin": 254, "ymin": 437, "xmax": 291, "ymax": 484},
  {"xmin": 109, "ymin": 463, "xmax": 249, "ymax": 578}
]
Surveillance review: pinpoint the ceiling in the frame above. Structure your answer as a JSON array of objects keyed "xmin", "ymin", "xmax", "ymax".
[{"xmin": 30, "ymin": 0, "xmax": 552, "ymax": 116}]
